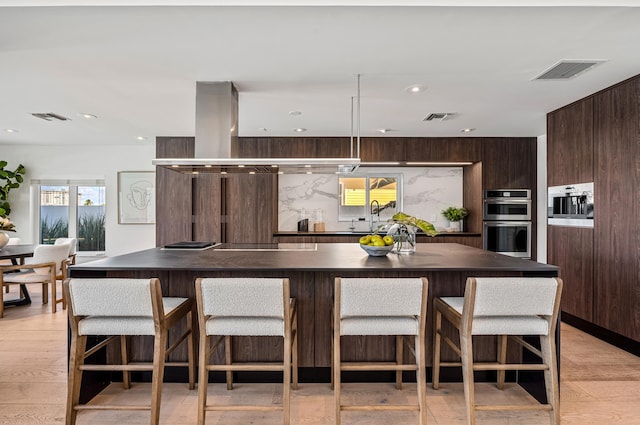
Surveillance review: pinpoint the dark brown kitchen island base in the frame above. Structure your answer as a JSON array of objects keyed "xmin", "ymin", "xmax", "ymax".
[{"xmin": 68, "ymin": 243, "xmax": 558, "ymax": 403}]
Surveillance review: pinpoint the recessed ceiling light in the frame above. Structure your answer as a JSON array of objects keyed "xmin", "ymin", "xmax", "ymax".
[
  {"xmin": 4, "ymin": 129, "xmax": 19, "ymax": 133},
  {"xmin": 377, "ymin": 128, "xmax": 393, "ymax": 134},
  {"xmin": 461, "ymin": 128, "xmax": 476, "ymax": 133},
  {"xmin": 258, "ymin": 127, "xmax": 268, "ymax": 132},
  {"xmin": 405, "ymin": 84, "xmax": 426, "ymax": 94},
  {"xmin": 78, "ymin": 113, "xmax": 97, "ymax": 119},
  {"xmin": 136, "ymin": 136, "xmax": 148, "ymax": 141},
  {"xmin": 289, "ymin": 111, "xmax": 302, "ymax": 116},
  {"xmin": 293, "ymin": 128, "xmax": 307, "ymax": 133}
]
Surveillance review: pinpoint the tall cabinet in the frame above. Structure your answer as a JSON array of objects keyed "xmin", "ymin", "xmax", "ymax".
[{"xmin": 547, "ymin": 74, "xmax": 640, "ymax": 343}]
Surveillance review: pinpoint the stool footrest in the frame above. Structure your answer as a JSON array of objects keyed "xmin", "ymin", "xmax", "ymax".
[
  {"xmin": 207, "ymin": 363, "xmax": 284, "ymax": 372},
  {"xmin": 205, "ymin": 405, "xmax": 283, "ymax": 412},
  {"xmin": 475, "ymin": 404, "xmax": 553, "ymax": 412},
  {"xmin": 75, "ymin": 404, "xmax": 151, "ymax": 411},
  {"xmin": 341, "ymin": 362, "xmax": 417, "ymax": 371},
  {"xmin": 342, "ymin": 404, "xmax": 420, "ymax": 411}
]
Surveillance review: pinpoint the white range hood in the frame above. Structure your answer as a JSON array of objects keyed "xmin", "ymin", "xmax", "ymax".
[{"xmin": 152, "ymin": 81, "xmax": 360, "ymax": 174}]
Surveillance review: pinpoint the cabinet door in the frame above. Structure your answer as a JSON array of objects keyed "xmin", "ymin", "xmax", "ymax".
[
  {"xmin": 593, "ymin": 78, "xmax": 640, "ymax": 340},
  {"xmin": 405, "ymin": 137, "xmax": 482, "ymax": 162},
  {"xmin": 482, "ymin": 138, "xmax": 536, "ymax": 190},
  {"xmin": 224, "ymin": 174, "xmax": 277, "ymax": 244},
  {"xmin": 547, "ymin": 226, "xmax": 594, "ymax": 321},
  {"xmin": 547, "ymin": 98, "xmax": 594, "ymax": 186}
]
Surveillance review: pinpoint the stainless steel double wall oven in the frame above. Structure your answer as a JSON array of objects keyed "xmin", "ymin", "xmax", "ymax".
[{"xmin": 483, "ymin": 189, "xmax": 532, "ymax": 259}]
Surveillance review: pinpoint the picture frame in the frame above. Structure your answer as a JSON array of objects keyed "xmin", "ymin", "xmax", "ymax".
[{"xmin": 118, "ymin": 171, "xmax": 156, "ymax": 224}]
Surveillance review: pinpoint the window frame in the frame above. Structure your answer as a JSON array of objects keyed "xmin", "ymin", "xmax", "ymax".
[{"xmin": 337, "ymin": 173, "xmax": 403, "ymax": 222}]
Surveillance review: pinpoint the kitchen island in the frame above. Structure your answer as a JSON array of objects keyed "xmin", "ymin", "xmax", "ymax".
[{"xmin": 69, "ymin": 243, "xmax": 558, "ymax": 400}]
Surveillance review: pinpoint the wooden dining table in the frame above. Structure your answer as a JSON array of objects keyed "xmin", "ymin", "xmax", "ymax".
[{"xmin": 0, "ymin": 244, "xmax": 36, "ymax": 307}]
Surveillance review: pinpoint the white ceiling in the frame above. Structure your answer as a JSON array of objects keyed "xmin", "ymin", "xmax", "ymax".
[{"xmin": 1, "ymin": 1, "xmax": 640, "ymax": 146}]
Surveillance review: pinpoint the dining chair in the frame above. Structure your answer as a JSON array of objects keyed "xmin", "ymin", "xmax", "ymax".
[
  {"xmin": 55, "ymin": 237, "xmax": 78, "ymax": 265},
  {"xmin": 195, "ymin": 277, "xmax": 298, "ymax": 425},
  {"xmin": 64, "ymin": 277, "xmax": 195, "ymax": 425},
  {"xmin": 333, "ymin": 277, "xmax": 429, "ymax": 425},
  {"xmin": 0, "ymin": 243, "xmax": 70, "ymax": 317},
  {"xmin": 2, "ymin": 238, "xmax": 22, "ymax": 294},
  {"xmin": 432, "ymin": 277, "xmax": 563, "ymax": 425}
]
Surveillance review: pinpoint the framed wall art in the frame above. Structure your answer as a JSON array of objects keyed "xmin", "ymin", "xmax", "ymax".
[{"xmin": 118, "ymin": 171, "xmax": 156, "ymax": 224}]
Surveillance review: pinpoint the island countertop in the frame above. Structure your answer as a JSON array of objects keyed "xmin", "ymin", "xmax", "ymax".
[{"xmin": 70, "ymin": 242, "xmax": 557, "ymax": 274}]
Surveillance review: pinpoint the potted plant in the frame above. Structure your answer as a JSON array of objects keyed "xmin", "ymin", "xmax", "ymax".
[
  {"xmin": 0, "ymin": 161, "xmax": 26, "ymax": 218},
  {"xmin": 0, "ymin": 216, "xmax": 16, "ymax": 249},
  {"xmin": 377, "ymin": 211, "xmax": 438, "ymax": 254},
  {"xmin": 441, "ymin": 206, "xmax": 468, "ymax": 232}
]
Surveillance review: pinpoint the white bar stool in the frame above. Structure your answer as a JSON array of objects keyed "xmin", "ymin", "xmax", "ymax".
[
  {"xmin": 432, "ymin": 276, "xmax": 563, "ymax": 425},
  {"xmin": 195, "ymin": 277, "xmax": 298, "ymax": 425},
  {"xmin": 63, "ymin": 277, "xmax": 195, "ymax": 425},
  {"xmin": 333, "ymin": 277, "xmax": 429, "ymax": 425}
]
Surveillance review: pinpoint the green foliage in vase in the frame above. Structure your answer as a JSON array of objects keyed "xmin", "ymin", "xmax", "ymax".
[{"xmin": 388, "ymin": 211, "xmax": 438, "ymax": 237}]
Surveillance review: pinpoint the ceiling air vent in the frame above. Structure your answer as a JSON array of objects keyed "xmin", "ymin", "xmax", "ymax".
[
  {"xmin": 32, "ymin": 112, "xmax": 71, "ymax": 121},
  {"xmin": 534, "ymin": 60, "xmax": 605, "ymax": 80},
  {"xmin": 423, "ymin": 112, "xmax": 454, "ymax": 122}
]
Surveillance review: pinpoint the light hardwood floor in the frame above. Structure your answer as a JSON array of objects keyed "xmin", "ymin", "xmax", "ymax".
[{"xmin": 1, "ymin": 284, "xmax": 639, "ymax": 424}]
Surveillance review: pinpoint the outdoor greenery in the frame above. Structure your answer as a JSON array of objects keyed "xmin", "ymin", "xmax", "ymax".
[
  {"xmin": 40, "ymin": 213, "xmax": 105, "ymax": 251},
  {"xmin": 40, "ymin": 216, "xmax": 69, "ymax": 244},
  {"xmin": 78, "ymin": 214, "xmax": 105, "ymax": 251},
  {"xmin": 0, "ymin": 161, "xmax": 26, "ymax": 218}
]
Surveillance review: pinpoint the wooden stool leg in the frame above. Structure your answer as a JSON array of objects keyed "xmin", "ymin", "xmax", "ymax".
[
  {"xmin": 432, "ymin": 308, "xmax": 443, "ymax": 390},
  {"xmin": 42, "ymin": 283, "xmax": 48, "ymax": 304},
  {"xmin": 334, "ymin": 333, "xmax": 341, "ymax": 425},
  {"xmin": 51, "ymin": 280, "xmax": 57, "ymax": 313},
  {"xmin": 225, "ymin": 335, "xmax": 233, "ymax": 390},
  {"xmin": 197, "ymin": 335, "xmax": 210, "ymax": 425},
  {"xmin": 497, "ymin": 334, "xmax": 507, "ymax": 389},
  {"xmin": 121, "ymin": 335, "xmax": 131, "ymax": 389},
  {"xmin": 66, "ymin": 334, "xmax": 87, "ymax": 425},
  {"xmin": 396, "ymin": 335, "xmax": 404, "ymax": 389},
  {"xmin": 460, "ymin": 333, "xmax": 476, "ymax": 425},
  {"xmin": 540, "ymin": 334, "xmax": 560, "ymax": 425},
  {"xmin": 187, "ymin": 308, "xmax": 196, "ymax": 390},
  {"xmin": 283, "ymin": 328, "xmax": 292, "ymax": 425},
  {"xmin": 292, "ymin": 311, "xmax": 299, "ymax": 390},
  {"xmin": 150, "ymin": 330, "xmax": 167, "ymax": 425},
  {"xmin": 415, "ymin": 333, "xmax": 428, "ymax": 425}
]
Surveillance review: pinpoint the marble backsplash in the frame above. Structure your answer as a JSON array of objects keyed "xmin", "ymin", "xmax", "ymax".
[{"xmin": 278, "ymin": 167, "xmax": 463, "ymax": 232}]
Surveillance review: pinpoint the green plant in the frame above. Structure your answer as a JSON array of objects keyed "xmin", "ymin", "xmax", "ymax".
[
  {"xmin": 441, "ymin": 206, "xmax": 468, "ymax": 222},
  {"xmin": 0, "ymin": 161, "xmax": 26, "ymax": 217},
  {"xmin": 40, "ymin": 216, "xmax": 69, "ymax": 244},
  {"xmin": 78, "ymin": 214, "xmax": 105, "ymax": 251}
]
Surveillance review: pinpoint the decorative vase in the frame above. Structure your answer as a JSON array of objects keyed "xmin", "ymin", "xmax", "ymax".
[
  {"xmin": 0, "ymin": 232, "xmax": 9, "ymax": 250},
  {"xmin": 388, "ymin": 224, "xmax": 416, "ymax": 255},
  {"xmin": 449, "ymin": 220, "xmax": 462, "ymax": 232}
]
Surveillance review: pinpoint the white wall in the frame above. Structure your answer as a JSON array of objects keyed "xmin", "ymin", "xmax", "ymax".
[
  {"xmin": 537, "ymin": 134, "xmax": 547, "ymax": 263},
  {"xmin": 3, "ymin": 144, "xmax": 156, "ymax": 257}
]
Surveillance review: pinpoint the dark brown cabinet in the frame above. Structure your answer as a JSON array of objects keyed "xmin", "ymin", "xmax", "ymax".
[
  {"xmin": 547, "ymin": 98, "xmax": 594, "ymax": 186},
  {"xmin": 592, "ymin": 77, "xmax": 640, "ymax": 340},
  {"xmin": 359, "ymin": 137, "xmax": 406, "ymax": 162},
  {"xmin": 547, "ymin": 74, "xmax": 640, "ymax": 343},
  {"xmin": 405, "ymin": 137, "xmax": 483, "ymax": 162},
  {"xmin": 482, "ymin": 138, "xmax": 537, "ymax": 190}
]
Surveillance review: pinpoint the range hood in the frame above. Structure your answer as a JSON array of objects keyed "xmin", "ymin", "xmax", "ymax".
[{"xmin": 152, "ymin": 82, "xmax": 360, "ymax": 174}]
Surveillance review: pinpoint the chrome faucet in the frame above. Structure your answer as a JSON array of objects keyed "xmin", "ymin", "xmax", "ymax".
[{"xmin": 370, "ymin": 200, "xmax": 380, "ymax": 231}]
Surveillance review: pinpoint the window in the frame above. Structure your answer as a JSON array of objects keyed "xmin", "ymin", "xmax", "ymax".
[
  {"xmin": 338, "ymin": 174, "xmax": 402, "ymax": 222},
  {"xmin": 34, "ymin": 179, "xmax": 106, "ymax": 253}
]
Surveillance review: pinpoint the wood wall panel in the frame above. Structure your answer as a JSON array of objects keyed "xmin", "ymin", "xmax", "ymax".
[
  {"xmin": 405, "ymin": 137, "xmax": 483, "ymax": 162},
  {"xmin": 224, "ymin": 174, "xmax": 277, "ymax": 244},
  {"xmin": 463, "ymin": 162, "xmax": 483, "ymax": 234},
  {"xmin": 155, "ymin": 137, "xmax": 194, "ymax": 246},
  {"xmin": 481, "ymin": 138, "xmax": 537, "ymax": 190},
  {"xmin": 192, "ymin": 174, "xmax": 221, "ymax": 242},
  {"xmin": 593, "ymin": 78, "xmax": 640, "ymax": 340},
  {"xmin": 547, "ymin": 98, "xmax": 594, "ymax": 186},
  {"xmin": 547, "ymin": 226, "xmax": 594, "ymax": 321},
  {"xmin": 359, "ymin": 138, "xmax": 406, "ymax": 162}
]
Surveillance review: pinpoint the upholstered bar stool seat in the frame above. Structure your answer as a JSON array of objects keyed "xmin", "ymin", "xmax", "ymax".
[
  {"xmin": 432, "ymin": 277, "xmax": 563, "ymax": 425},
  {"xmin": 333, "ymin": 277, "xmax": 429, "ymax": 425},
  {"xmin": 64, "ymin": 277, "xmax": 195, "ymax": 425},
  {"xmin": 195, "ymin": 277, "xmax": 298, "ymax": 425}
]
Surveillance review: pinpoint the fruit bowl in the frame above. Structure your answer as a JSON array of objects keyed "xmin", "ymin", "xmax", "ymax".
[{"xmin": 360, "ymin": 243, "xmax": 394, "ymax": 256}]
